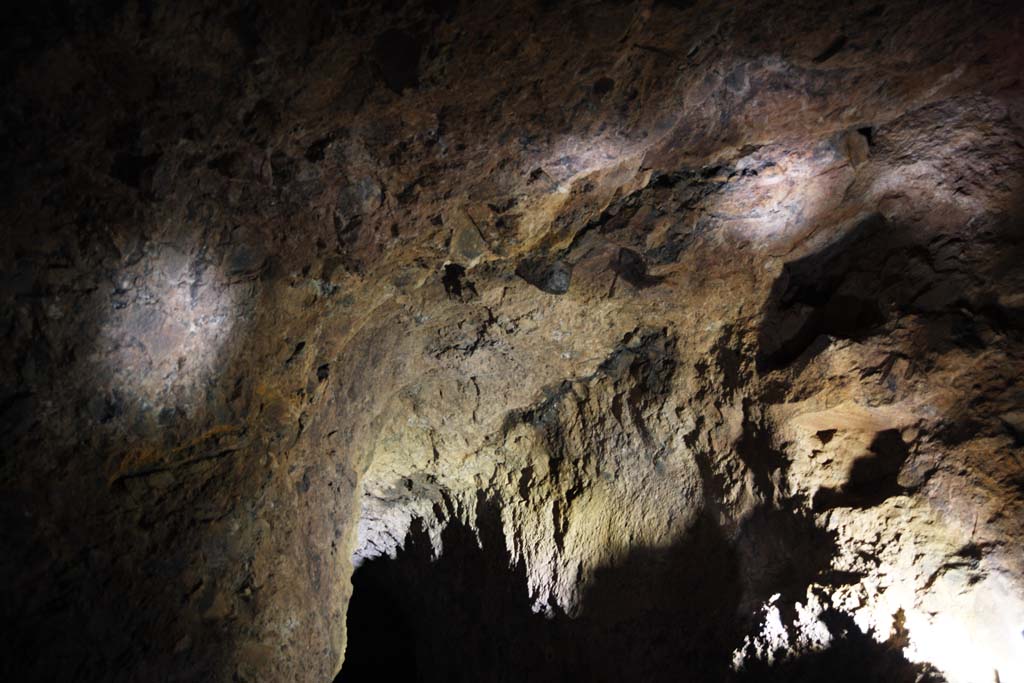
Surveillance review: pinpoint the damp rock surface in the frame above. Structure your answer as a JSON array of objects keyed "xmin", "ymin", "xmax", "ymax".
[{"xmin": 2, "ymin": 1, "xmax": 1023, "ymax": 682}]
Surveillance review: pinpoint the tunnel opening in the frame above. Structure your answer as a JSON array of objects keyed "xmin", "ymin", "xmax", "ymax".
[
  {"xmin": 337, "ymin": 496, "xmax": 746, "ymax": 682},
  {"xmin": 336, "ymin": 507, "xmax": 554, "ymax": 683},
  {"xmin": 336, "ymin": 545, "xmax": 419, "ymax": 681},
  {"xmin": 337, "ymin": 498, "xmax": 950, "ymax": 683}
]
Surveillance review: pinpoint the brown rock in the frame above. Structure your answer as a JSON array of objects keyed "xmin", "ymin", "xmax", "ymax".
[{"xmin": 1, "ymin": 1, "xmax": 1023, "ymax": 682}]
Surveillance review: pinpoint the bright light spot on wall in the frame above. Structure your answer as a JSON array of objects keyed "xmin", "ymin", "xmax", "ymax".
[
  {"xmin": 902, "ymin": 572, "xmax": 1024, "ymax": 683},
  {"xmin": 707, "ymin": 144, "xmax": 856, "ymax": 246},
  {"xmin": 541, "ymin": 135, "xmax": 648, "ymax": 188},
  {"xmin": 94, "ymin": 242, "xmax": 244, "ymax": 418}
]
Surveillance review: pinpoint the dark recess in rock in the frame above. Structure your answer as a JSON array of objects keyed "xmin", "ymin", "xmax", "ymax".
[
  {"xmin": 373, "ymin": 29, "xmax": 423, "ymax": 93},
  {"xmin": 593, "ymin": 76, "xmax": 615, "ymax": 96},
  {"xmin": 515, "ymin": 257, "xmax": 572, "ymax": 294},
  {"xmin": 109, "ymin": 151, "xmax": 161, "ymax": 191},
  {"xmin": 612, "ymin": 247, "xmax": 663, "ymax": 288},
  {"xmin": 286, "ymin": 341, "xmax": 307, "ymax": 365},
  {"xmin": 813, "ymin": 35, "xmax": 848, "ymax": 63},
  {"xmin": 442, "ymin": 262, "xmax": 477, "ymax": 300}
]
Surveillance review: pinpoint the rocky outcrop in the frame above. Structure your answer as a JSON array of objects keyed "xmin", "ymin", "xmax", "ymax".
[{"xmin": 2, "ymin": 1, "xmax": 1022, "ymax": 681}]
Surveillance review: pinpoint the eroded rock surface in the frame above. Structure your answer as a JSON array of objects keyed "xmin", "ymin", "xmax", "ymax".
[{"xmin": 2, "ymin": 0, "xmax": 1022, "ymax": 681}]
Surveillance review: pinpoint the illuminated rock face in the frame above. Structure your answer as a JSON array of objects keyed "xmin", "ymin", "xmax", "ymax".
[{"xmin": 1, "ymin": 1, "xmax": 1023, "ymax": 681}]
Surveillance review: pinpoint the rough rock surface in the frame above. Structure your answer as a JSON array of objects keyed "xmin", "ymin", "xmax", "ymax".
[{"xmin": 1, "ymin": 0, "xmax": 1023, "ymax": 681}]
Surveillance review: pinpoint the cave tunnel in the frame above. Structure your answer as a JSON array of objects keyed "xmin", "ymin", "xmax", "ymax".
[
  {"xmin": 336, "ymin": 497, "xmax": 943, "ymax": 683},
  {"xmin": 2, "ymin": 0, "xmax": 1024, "ymax": 681}
]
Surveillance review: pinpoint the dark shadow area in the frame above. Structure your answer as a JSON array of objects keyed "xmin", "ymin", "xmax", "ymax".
[
  {"xmin": 566, "ymin": 514, "xmax": 739, "ymax": 683},
  {"xmin": 372, "ymin": 28, "xmax": 423, "ymax": 94},
  {"xmin": 339, "ymin": 495, "xmax": 740, "ymax": 683},
  {"xmin": 758, "ymin": 205, "xmax": 1024, "ymax": 377},
  {"xmin": 338, "ymin": 494, "xmax": 935, "ymax": 683},
  {"xmin": 757, "ymin": 213, "xmax": 892, "ymax": 372},
  {"xmin": 813, "ymin": 429, "xmax": 911, "ymax": 510},
  {"xmin": 341, "ymin": 535, "xmax": 420, "ymax": 681},
  {"xmin": 733, "ymin": 505, "xmax": 839, "ymax": 610},
  {"xmin": 0, "ymin": 459, "xmax": 242, "ymax": 682}
]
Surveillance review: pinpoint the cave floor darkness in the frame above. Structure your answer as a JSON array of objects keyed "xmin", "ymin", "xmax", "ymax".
[{"xmin": 336, "ymin": 502, "xmax": 940, "ymax": 683}]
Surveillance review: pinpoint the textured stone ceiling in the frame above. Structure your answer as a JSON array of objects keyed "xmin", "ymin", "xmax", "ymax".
[{"xmin": 1, "ymin": 1, "xmax": 1023, "ymax": 681}]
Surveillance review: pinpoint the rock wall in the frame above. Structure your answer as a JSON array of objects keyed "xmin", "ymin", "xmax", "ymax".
[{"xmin": 1, "ymin": 1, "xmax": 1022, "ymax": 681}]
